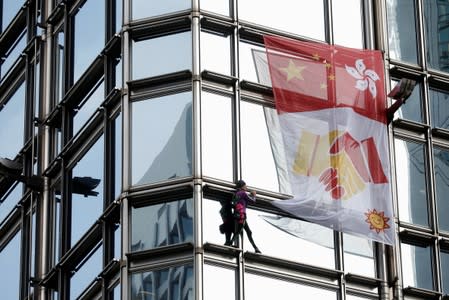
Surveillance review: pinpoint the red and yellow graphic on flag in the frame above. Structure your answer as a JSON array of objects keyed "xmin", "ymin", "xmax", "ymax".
[{"xmin": 263, "ymin": 36, "xmax": 395, "ymax": 245}]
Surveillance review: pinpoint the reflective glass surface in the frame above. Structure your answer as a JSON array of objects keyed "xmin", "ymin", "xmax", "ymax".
[
  {"xmin": 0, "ymin": 230, "xmax": 21, "ymax": 300},
  {"xmin": 333, "ymin": 0, "xmax": 363, "ymax": 48},
  {"xmin": 55, "ymin": 30, "xmax": 65, "ymax": 103},
  {"xmin": 401, "ymin": 242, "xmax": 433, "ymax": 290},
  {"xmin": 73, "ymin": 81, "xmax": 105, "ymax": 134},
  {"xmin": 73, "ymin": 0, "xmax": 105, "ymax": 82},
  {"xmin": 1, "ymin": 31, "xmax": 26, "ymax": 79},
  {"xmin": 238, "ymin": 41, "xmax": 267, "ymax": 83},
  {"xmin": 424, "ymin": 0, "xmax": 449, "ymax": 72},
  {"xmin": 114, "ymin": 224, "xmax": 121, "ymax": 259},
  {"xmin": 2, "ymin": 0, "xmax": 24, "ymax": 30},
  {"xmin": 70, "ymin": 244, "xmax": 103, "ymax": 300},
  {"xmin": 131, "ymin": 199, "xmax": 193, "ymax": 251},
  {"xmin": 0, "ymin": 81, "xmax": 25, "ymax": 158},
  {"xmin": 131, "ymin": 264, "xmax": 194, "ymax": 300},
  {"xmin": 201, "ymin": 31, "xmax": 231, "ymax": 75},
  {"xmin": 429, "ymin": 88, "xmax": 449, "ymax": 129},
  {"xmin": 245, "ymin": 208, "xmax": 335, "ymax": 269},
  {"xmin": 71, "ymin": 136, "xmax": 104, "ymax": 246},
  {"xmin": 343, "ymin": 233, "xmax": 375, "ymax": 277},
  {"xmin": 131, "ymin": 92, "xmax": 192, "ymax": 185},
  {"xmin": 238, "ymin": 0, "xmax": 325, "ymax": 40},
  {"xmin": 391, "ymin": 79, "xmax": 422, "ymax": 123},
  {"xmin": 0, "ymin": 183, "xmax": 22, "ymax": 224},
  {"xmin": 395, "ymin": 139, "xmax": 429, "ymax": 227},
  {"xmin": 433, "ymin": 147, "xmax": 449, "ymax": 232},
  {"xmin": 116, "ymin": 0, "xmax": 122, "ymax": 34},
  {"xmin": 132, "ymin": 0, "xmax": 190, "ymax": 20},
  {"xmin": 245, "ymin": 273, "xmax": 336, "ymax": 300},
  {"xmin": 114, "ymin": 114, "xmax": 122, "ymax": 199},
  {"xmin": 201, "ymin": 0, "xmax": 230, "ymax": 16},
  {"xmin": 201, "ymin": 91, "xmax": 233, "ymax": 181},
  {"xmin": 386, "ymin": 0, "xmax": 418, "ymax": 64},
  {"xmin": 203, "ymin": 264, "xmax": 235, "ymax": 300},
  {"xmin": 441, "ymin": 250, "xmax": 449, "ymax": 294},
  {"xmin": 240, "ymin": 101, "xmax": 281, "ymax": 192},
  {"xmin": 132, "ymin": 32, "xmax": 191, "ymax": 79}
]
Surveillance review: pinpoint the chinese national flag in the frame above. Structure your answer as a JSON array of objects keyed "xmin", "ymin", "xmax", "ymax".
[{"xmin": 263, "ymin": 35, "xmax": 395, "ymax": 245}]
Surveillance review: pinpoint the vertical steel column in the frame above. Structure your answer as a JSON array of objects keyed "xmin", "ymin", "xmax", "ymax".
[
  {"xmin": 120, "ymin": 0, "xmax": 131, "ymax": 298},
  {"xmin": 191, "ymin": 0, "xmax": 204, "ymax": 299},
  {"xmin": 37, "ymin": 0, "xmax": 53, "ymax": 299}
]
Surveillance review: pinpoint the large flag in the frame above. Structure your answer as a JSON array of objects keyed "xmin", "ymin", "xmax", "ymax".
[{"xmin": 263, "ymin": 35, "xmax": 395, "ymax": 245}]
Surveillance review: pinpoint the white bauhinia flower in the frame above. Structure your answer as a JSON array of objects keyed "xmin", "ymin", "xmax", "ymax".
[{"xmin": 345, "ymin": 59, "xmax": 380, "ymax": 98}]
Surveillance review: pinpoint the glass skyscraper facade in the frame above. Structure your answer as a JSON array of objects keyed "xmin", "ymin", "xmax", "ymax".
[{"xmin": 1, "ymin": 0, "xmax": 449, "ymax": 299}]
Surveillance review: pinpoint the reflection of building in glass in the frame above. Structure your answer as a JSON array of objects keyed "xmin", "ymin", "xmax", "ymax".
[{"xmin": 2, "ymin": 1, "xmax": 449, "ymax": 299}]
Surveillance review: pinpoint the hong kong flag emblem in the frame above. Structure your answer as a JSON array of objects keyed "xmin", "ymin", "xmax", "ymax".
[{"xmin": 263, "ymin": 35, "xmax": 395, "ymax": 245}]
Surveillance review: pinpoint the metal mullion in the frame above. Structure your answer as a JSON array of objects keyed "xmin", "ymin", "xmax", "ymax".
[
  {"xmin": 416, "ymin": 0, "xmax": 427, "ymax": 71},
  {"xmin": 324, "ymin": 0, "xmax": 334, "ymax": 45}
]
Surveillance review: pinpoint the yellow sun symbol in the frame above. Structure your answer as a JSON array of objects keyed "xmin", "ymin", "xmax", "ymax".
[{"xmin": 365, "ymin": 209, "xmax": 390, "ymax": 233}]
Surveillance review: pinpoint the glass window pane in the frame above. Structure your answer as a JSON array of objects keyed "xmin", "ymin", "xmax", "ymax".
[
  {"xmin": 114, "ymin": 224, "xmax": 121, "ymax": 259},
  {"xmin": 71, "ymin": 136, "xmax": 104, "ymax": 246},
  {"xmin": 0, "ymin": 230, "xmax": 21, "ymax": 300},
  {"xmin": 245, "ymin": 272, "xmax": 336, "ymax": 300},
  {"xmin": 241, "ymin": 101, "xmax": 281, "ymax": 192},
  {"xmin": 132, "ymin": 32, "xmax": 191, "ymax": 79},
  {"xmin": 429, "ymin": 88, "xmax": 449, "ymax": 129},
  {"xmin": 433, "ymin": 147, "xmax": 449, "ymax": 232},
  {"xmin": 0, "ymin": 82, "xmax": 25, "ymax": 158},
  {"xmin": 131, "ymin": 0, "xmax": 190, "ymax": 20},
  {"xmin": 55, "ymin": 30, "xmax": 65, "ymax": 103},
  {"xmin": 73, "ymin": 81, "xmax": 105, "ymax": 134},
  {"xmin": 114, "ymin": 114, "xmax": 122, "ymax": 199},
  {"xmin": 244, "ymin": 208, "xmax": 335, "ymax": 269},
  {"xmin": 394, "ymin": 139, "xmax": 429, "ymax": 227},
  {"xmin": 73, "ymin": 0, "xmax": 105, "ymax": 82},
  {"xmin": 390, "ymin": 79, "xmax": 422, "ymax": 123},
  {"xmin": 201, "ymin": 91, "xmax": 233, "ymax": 181},
  {"xmin": 201, "ymin": 0, "xmax": 230, "ymax": 16},
  {"xmin": 401, "ymin": 242, "xmax": 433, "ymax": 290},
  {"xmin": 238, "ymin": 0, "xmax": 325, "ymax": 40},
  {"xmin": 424, "ymin": 0, "xmax": 449, "ymax": 72},
  {"xmin": 239, "ymin": 41, "xmax": 267, "ymax": 83},
  {"xmin": 116, "ymin": 0, "xmax": 122, "ymax": 34},
  {"xmin": 333, "ymin": 0, "xmax": 363, "ymax": 48},
  {"xmin": 343, "ymin": 233, "xmax": 375, "ymax": 277},
  {"xmin": 203, "ymin": 264, "xmax": 235, "ymax": 300},
  {"xmin": 201, "ymin": 31, "xmax": 231, "ymax": 75},
  {"xmin": 131, "ymin": 92, "xmax": 192, "ymax": 185},
  {"xmin": 70, "ymin": 244, "xmax": 103, "ymax": 300},
  {"xmin": 2, "ymin": 0, "xmax": 24, "ymax": 30},
  {"xmin": 441, "ymin": 250, "xmax": 449, "ymax": 294},
  {"xmin": 386, "ymin": 0, "xmax": 418, "ymax": 64},
  {"xmin": 131, "ymin": 199, "xmax": 193, "ymax": 251},
  {"xmin": 0, "ymin": 183, "xmax": 22, "ymax": 224},
  {"xmin": 1, "ymin": 31, "xmax": 26, "ymax": 79},
  {"xmin": 131, "ymin": 264, "xmax": 194, "ymax": 300}
]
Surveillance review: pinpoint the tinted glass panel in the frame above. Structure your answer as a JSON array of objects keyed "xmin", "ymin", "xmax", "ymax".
[
  {"xmin": 433, "ymin": 147, "xmax": 449, "ymax": 232},
  {"xmin": 0, "ymin": 183, "xmax": 22, "ymax": 224},
  {"xmin": 116, "ymin": 0, "xmax": 122, "ymax": 34},
  {"xmin": 429, "ymin": 88, "xmax": 449, "ymax": 129},
  {"xmin": 390, "ymin": 79, "xmax": 422, "ymax": 123},
  {"xmin": 238, "ymin": 0, "xmax": 325, "ymax": 40},
  {"xmin": 2, "ymin": 0, "xmax": 24, "ymax": 30},
  {"xmin": 73, "ymin": 81, "xmax": 105, "ymax": 134},
  {"xmin": 387, "ymin": 0, "xmax": 418, "ymax": 64},
  {"xmin": 424, "ymin": 0, "xmax": 449, "ymax": 72},
  {"xmin": 73, "ymin": 0, "xmax": 105, "ymax": 82},
  {"xmin": 55, "ymin": 30, "xmax": 65, "ymax": 103},
  {"xmin": 71, "ymin": 136, "xmax": 104, "ymax": 246},
  {"xmin": 333, "ymin": 0, "xmax": 363, "ymax": 48},
  {"xmin": 1, "ymin": 31, "xmax": 26, "ymax": 79},
  {"xmin": 132, "ymin": 32, "xmax": 191, "ymax": 79},
  {"xmin": 0, "ymin": 82, "xmax": 25, "ymax": 158},
  {"xmin": 114, "ymin": 114, "xmax": 122, "ymax": 199},
  {"xmin": 132, "ymin": 0, "xmax": 190, "ymax": 20},
  {"xmin": 343, "ymin": 233, "xmax": 375, "ymax": 277},
  {"xmin": 241, "ymin": 102, "xmax": 281, "ymax": 192},
  {"xmin": 0, "ymin": 231, "xmax": 21, "ymax": 300},
  {"xmin": 239, "ymin": 41, "xmax": 267, "ymax": 83},
  {"xmin": 245, "ymin": 273, "xmax": 336, "ymax": 300},
  {"xmin": 131, "ymin": 92, "xmax": 192, "ymax": 185},
  {"xmin": 442, "ymin": 250, "xmax": 449, "ymax": 294},
  {"xmin": 401, "ymin": 242, "xmax": 433, "ymax": 290},
  {"xmin": 114, "ymin": 224, "xmax": 121, "ymax": 259},
  {"xmin": 201, "ymin": 0, "xmax": 230, "ymax": 16},
  {"xmin": 70, "ymin": 244, "xmax": 103, "ymax": 300},
  {"xmin": 245, "ymin": 207, "xmax": 335, "ymax": 269},
  {"xmin": 395, "ymin": 139, "xmax": 429, "ymax": 227},
  {"xmin": 131, "ymin": 199, "xmax": 193, "ymax": 251},
  {"xmin": 131, "ymin": 264, "xmax": 194, "ymax": 300},
  {"xmin": 201, "ymin": 91, "xmax": 232, "ymax": 181},
  {"xmin": 204, "ymin": 264, "xmax": 235, "ymax": 300},
  {"xmin": 201, "ymin": 31, "xmax": 231, "ymax": 75}
]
